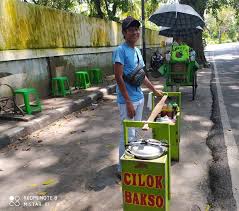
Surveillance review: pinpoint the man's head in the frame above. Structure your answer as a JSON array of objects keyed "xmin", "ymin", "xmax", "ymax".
[
  {"xmin": 122, "ymin": 16, "xmax": 140, "ymax": 32},
  {"xmin": 122, "ymin": 16, "xmax": 140, "ymax": 44}
]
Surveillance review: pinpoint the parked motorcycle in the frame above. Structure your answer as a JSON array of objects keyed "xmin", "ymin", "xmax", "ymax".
[{"xmin": 149, "ymin": 50, "xmax": 164, "ymax": 78}]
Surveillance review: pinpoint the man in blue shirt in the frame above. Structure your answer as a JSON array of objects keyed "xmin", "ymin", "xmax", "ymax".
[{"xmin": 113, "ymin": 16, "xmax": 163, "ymax": 177}]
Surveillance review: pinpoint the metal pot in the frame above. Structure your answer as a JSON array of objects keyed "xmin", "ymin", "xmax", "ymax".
[{"xmin": 125, "ymin": 139, "xmax": 168, "ymax": 160}]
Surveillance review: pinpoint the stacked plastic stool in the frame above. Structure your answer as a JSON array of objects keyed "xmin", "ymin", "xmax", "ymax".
[
  {"xmin": 88, "ymin": 68, "xmax": 103, "ymax": 84},
  {"xmin": 14, "ymin": 88, "xmax": 42, "ymax": 115},
  {"xmin": 52, "ymin": 76, "xmax": 72, "ymax": 97},
  {"xmin": 75, "ymin": 71, "xmax": 91, "ymax": 89}
]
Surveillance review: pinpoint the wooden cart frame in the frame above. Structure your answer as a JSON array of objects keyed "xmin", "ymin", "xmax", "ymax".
[{"xmin": 164, "ymin": 61, "xmax": 198, "ymax": 100}]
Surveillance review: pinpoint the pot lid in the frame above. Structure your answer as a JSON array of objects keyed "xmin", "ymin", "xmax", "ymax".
[{"xmin": 126, "ymin": 139, "xmax": 167, "ymax": 160}]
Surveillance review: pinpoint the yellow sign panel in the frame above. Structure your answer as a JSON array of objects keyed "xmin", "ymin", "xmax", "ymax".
[
  {"xmin": 123, "ymin": 172, "xmax": 164, "ymax": 189},
  {"xmin": 123, "ymin": 190, "xmax": 164, "ymax": 208}
]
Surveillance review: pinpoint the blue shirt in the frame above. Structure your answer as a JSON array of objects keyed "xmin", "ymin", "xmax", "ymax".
[{"xmin": 113, "ymin": 43, "xmax": 145, "ymax": 104}]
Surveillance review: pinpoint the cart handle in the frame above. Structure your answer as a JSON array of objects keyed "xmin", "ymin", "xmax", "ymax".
[{"xmin": 142, "ymin": 95, "xmax": 168, "ymax": 131}]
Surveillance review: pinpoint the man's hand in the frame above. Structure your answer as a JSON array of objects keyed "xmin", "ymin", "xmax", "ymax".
[
  {"xmin": 143, "ymin": 77, "xmax": 164, "ymax": 98},
  {"xmin": 153, "ymin": 89, "xmax": 164, "ymax": 98},
  {"xmin": 126, "ymin": 101, "xmax": 135, "ymax": 119}
]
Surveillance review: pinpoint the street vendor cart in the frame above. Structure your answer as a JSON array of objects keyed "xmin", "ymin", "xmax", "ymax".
[
  {"xmin": 159, "ymin": 44, "xmax": 199, "ymax": 100},
  {"xmin": 121, "ymin": 120, "xmax": 171, "ymax": 211},
  {"xmin": 120, "ymin": 94, "xmax": 180, "ymax": 210},
  {"xmin": 148, "ymin": 2, "xmax": 204, "ymax": 101}
]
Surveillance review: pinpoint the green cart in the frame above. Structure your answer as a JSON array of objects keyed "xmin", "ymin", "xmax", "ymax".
[
  {"xmin": 122, "ymin": 120, "xmax": 171, "ymax": 211},
  {"xmin": 159, "ymin": 45, "xmax": 199, "ymax": 100},
  {"xmin": 120, "ymin": 92, "xmax": 181, "ymax": 210}
]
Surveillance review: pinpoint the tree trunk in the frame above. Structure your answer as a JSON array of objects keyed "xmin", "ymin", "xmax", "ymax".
[
  {"xmin": 112, "ymin": 3, "xmax": 117, "ymax": 17},
  {"xmin": 183, "ymin": 31, "xmax": 207, "ymax": 65},
  {"xmin": 179, "ymin": 0, "xmax": 208, "ymax": 66},
  {"xmin": 104, "ymin": 0, "xmax": 110, "ymax": 18},
  {"xmin": 218, "ymin": 28, "xmax": 222, "ymax": 44},
  {"xmin": 93, "ymin": 0, "xmax": 104, "ymax": 18}
]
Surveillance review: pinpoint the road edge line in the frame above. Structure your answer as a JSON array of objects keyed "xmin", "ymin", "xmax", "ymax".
[{"xmin": 212, "ymin": 51, "xmax": 239, "ymax": 208}]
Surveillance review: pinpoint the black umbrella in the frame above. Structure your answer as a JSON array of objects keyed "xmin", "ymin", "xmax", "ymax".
[
  {"xmin": 159, "ymin": 26, "xmax": 203, "ymax": 38},
  {"xmin": 149, "ymin": 3, "xmax": 205, "ymax": 29}
]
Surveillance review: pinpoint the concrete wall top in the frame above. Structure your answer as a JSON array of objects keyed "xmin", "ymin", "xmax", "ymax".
[{"xmin": 0, "ymin": 0, "xmax": 165, "ymax": 51}]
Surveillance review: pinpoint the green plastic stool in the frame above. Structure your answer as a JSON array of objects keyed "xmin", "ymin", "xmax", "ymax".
[
  {"xmin": 14, "ymin": 88, "xmax": 42, "ymax": 115},
  {"xmin": 88, "ymin": 68, "xmax": 103, "ymax": 84},
  {"xmin": 75, "ymin": 71, "xmax": 91, "ymax": 89},
  {"xmin": 77, "ymin": 68, "xmax": 94, "ymax": 83},
  {"xmin": 52, "ymin": 76, "xmax": 72, "ymax": 97}
]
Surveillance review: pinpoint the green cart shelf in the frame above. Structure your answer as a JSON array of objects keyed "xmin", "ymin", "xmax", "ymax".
[{"xmin": 151, "ymin": 92, "xmax": 181, "ymax": 161}]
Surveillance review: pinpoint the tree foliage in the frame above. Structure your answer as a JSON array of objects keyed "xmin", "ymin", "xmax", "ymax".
[
  {"xmin": 20, "ymin": 0, "xmax": 239, "ymax": 65},
  {"xmin": 78, "ymin": 0, "xmax": 131, "ymax": 21},
  {"xmin": 21, "ymin": 0, "xmax": 161, "ymax": 22},
  {"xmin": 76, "ymin": 0, "xmax": 160, "ymax": 22},
  {"xmin": 22, "ymin": 0, "xmax": 76, "ymax": 11},
  {"xmin": 207, "ymin": 0, "xmax": 239, "ymax": 16},
  {"xmin": 178, "ymin": 0, "xmax": 239, "ymax": 65},
  {"xmin": 205, "ymin": 7, "xmax": 238, "ymax": 43}
]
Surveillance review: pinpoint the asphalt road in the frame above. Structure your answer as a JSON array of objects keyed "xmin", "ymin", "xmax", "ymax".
[
  {"xmin": 207, "ymin": 42, "xmax": 239, "ymax": 146},
  {"xmin": 206, "ymin": 42, "xmax": 239, "ymax": 210}
]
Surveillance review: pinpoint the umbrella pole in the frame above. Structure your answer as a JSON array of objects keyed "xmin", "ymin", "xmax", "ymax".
[{"xmin": 141, "ymin": 0, "xmax": 147, "ymax": 69}]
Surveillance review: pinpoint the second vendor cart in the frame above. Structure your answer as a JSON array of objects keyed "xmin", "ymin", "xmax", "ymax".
[{"xmin": 160, "ymin": 44, "xmax": 199, "ymax": 100}]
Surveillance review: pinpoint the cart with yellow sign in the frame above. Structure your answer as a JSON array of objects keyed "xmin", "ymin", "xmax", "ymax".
[
  {"xmin": 120, "ymin": 92, "xmax": 181, "ymax": 210},
  {"xmin": 121, "ymin": 120, "xmax": 171, "ymax": 211}
]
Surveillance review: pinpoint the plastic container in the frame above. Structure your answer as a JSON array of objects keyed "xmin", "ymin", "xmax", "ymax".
[
  {"xmin": 165, "ymin": 53, "xmax": 171, "ymax": 62},
  {"xmin": 167, "ymin": 103, "xmax": 173, "ymax": 119},
  {"xmin": 161, "ymin": 104, "xmax": 168, "ymax": 117},
  {"xmin": 190, "ymin": 50, "xmax": 196, "ymax": 61},
  {"xmin": 172, "ymin": 103, "xmax": 178, "ymax": 119}
]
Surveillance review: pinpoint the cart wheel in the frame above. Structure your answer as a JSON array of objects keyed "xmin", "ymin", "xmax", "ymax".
[
  {"xmin": 192, "ymin": 73, "xmax": 197, "ymax": 100},
  {"xmin": 195, "ymin": 73, "xmax": 198, "ymax": 89}
]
